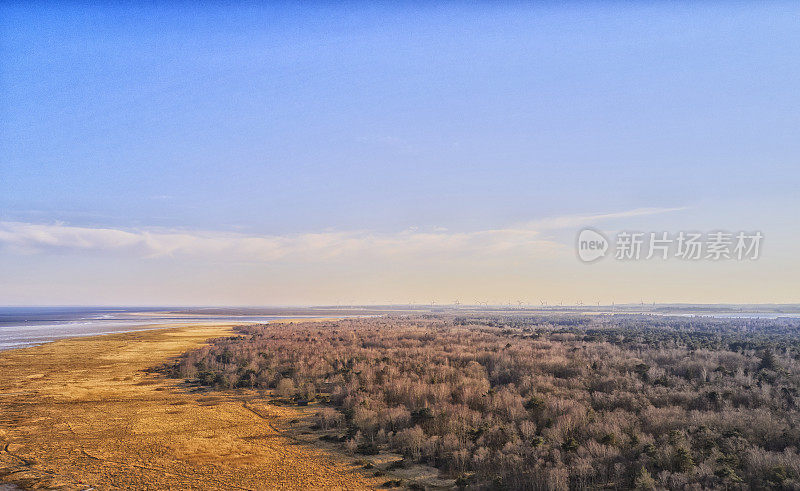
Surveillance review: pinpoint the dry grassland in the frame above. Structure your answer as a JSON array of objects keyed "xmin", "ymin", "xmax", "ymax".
[{"xmin": 0, "ymin": 324, "xmax": 380, "ymax": 490}]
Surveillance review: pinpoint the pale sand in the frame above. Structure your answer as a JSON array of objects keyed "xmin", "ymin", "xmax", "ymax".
[{"xmin": 0, "ymin": 324, "xmax": 379, "ymax": 490}]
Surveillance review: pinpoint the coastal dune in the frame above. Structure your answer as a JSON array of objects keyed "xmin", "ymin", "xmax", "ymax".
[{"xmin": 0, "ymin": 324, "xmax": 377, "ymax": 489}]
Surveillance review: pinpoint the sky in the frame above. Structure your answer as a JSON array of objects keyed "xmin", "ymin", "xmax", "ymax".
[{"xmin": 1, "ymin": 2, "xmax": 798, "ymax": 306}]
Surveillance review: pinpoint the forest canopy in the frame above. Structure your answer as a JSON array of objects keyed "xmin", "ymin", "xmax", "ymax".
[{"xmin": 168, "ymin": 315, "xmax": 800, "ymax": 489}]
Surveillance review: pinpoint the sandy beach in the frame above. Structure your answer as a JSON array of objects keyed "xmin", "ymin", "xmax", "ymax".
[{"xmin": 0, "ymin": 324, "xmax": 379, "ymax": 490}]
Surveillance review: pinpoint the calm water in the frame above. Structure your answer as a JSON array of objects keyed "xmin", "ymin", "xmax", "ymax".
[{"xmin": 0, "ymin": 307, "xmax": 340, "ymax": 351}]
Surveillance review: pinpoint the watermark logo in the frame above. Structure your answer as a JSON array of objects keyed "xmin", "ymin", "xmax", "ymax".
[
  {"xmin": 577, "ymin": 228, "xmax": 609, "ymax": 263},
  {"xmin": 577, "ymin": 228, "xmax": 763, "ymax": 263}
]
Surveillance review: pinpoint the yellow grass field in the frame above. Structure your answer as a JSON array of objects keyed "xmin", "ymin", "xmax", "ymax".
[{"xmin": 0, "ymin": 324, "xmax": 381, "ymax": 490}]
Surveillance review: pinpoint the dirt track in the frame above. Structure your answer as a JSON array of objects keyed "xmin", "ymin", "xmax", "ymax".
[{"xmin": 0, "ymin": 325, "xmax": 379, "ymax": 490}]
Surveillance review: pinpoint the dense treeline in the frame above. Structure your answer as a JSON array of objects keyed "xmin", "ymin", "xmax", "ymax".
[{"xmin": 168, "ymin": 315, "xmax": 800, "ymax": 489}]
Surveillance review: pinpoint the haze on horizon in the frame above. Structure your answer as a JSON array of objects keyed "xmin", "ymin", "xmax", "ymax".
[{"xmin": 1, "ymin": 2, "xmax": 798, "ymax": 306}]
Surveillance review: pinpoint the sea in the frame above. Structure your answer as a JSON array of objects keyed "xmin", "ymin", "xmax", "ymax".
[{"xmin": 0, "ymin": 307, "xmax": 344, "ymax": 351}]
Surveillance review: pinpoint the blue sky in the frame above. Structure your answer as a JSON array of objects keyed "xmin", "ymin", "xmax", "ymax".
[{"xmin": 1, "ymin": 2, "xmax": 798, "ymax": 305}]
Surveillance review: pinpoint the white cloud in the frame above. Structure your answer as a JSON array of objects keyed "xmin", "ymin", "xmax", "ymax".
[
  {"xmin": 0, "ymin": 207, "xmax": 684, "ymax": 263},
  {"xmin": 522, "ymin": 207, "xmax": 688, "ymax": 230}
]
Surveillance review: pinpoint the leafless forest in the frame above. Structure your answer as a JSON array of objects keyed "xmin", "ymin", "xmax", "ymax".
[{"xmin": 169, "ymin": 315, "xmax": 800, "ymax": 489}]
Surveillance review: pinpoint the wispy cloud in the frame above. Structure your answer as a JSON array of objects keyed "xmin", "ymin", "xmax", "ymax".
[
  {"xmin": 0, "ymin": 207, "xmax": 684, "ymax": 263},
  {"xmin": 522, "ymin": 207, "xmax": 689, "ymax": 230}
]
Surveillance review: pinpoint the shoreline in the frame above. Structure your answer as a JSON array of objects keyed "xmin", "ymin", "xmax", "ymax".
[
  {"xmin": 0, "ymin": 323, "xmax": 182, "ymax": 353},
  {"xmin": 0, "ymin": 323, "xmax": 379, "ymax": 489},
  {"xmin": 0, "ymin": 314, "xmax": 372, "ymax": 353}
]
